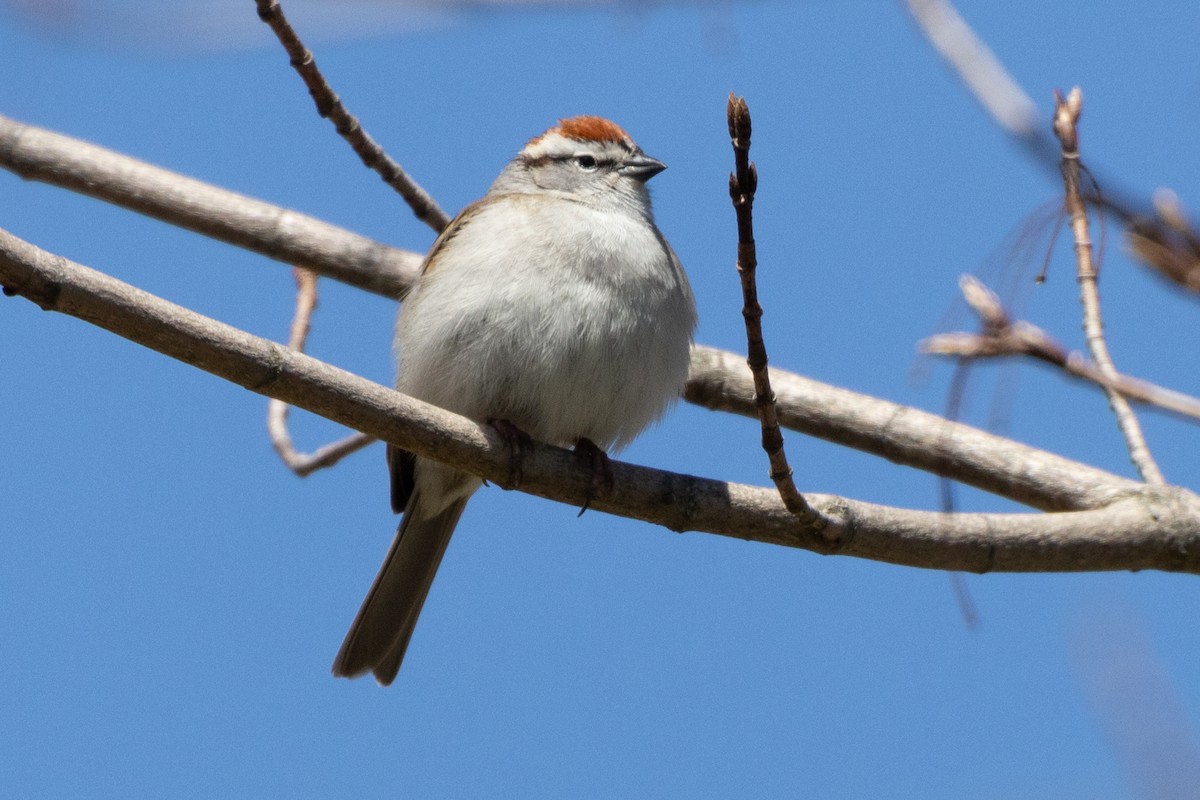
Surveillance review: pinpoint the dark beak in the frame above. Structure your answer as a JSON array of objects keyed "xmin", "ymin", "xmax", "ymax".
[{"xmin": 619, "ymin": 154, "xmax": 667, "ymax": 182}]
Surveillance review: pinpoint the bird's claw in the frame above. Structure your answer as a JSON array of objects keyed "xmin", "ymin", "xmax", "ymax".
[
  {"xmin": 487, "ymin": 418, "xmax": 534, "ymax": 488},
  {"xmin": 573, "ymin": 437, "xmax": 613, "ymax": 516}
]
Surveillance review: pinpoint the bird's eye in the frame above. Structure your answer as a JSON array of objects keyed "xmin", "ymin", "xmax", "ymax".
[{"xmin": 575, "ymin": 155, "xmax": 599, "ymax": 171}]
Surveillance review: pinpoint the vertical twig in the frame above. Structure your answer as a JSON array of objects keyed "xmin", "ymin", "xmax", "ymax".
[
  {"xmin": 726, "ymin": 94, "xmax": 826, "ymax": 531},
  {"xmin": 1052, "ymin": 88, "xmax": 1164, "ymax": 484},
  {"xmin": 255, "ymin": 0, "xmax": 451, "ymax": 234},
  {"xmin": 939, "ymin": 357, "xmax": 982, "ymax": 629},
  {"xmin": 268, "ymin": 267, "xmax": 376, "ymax": 476}
]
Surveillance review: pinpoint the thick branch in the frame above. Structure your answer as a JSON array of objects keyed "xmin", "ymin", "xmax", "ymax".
[
  {"xmin": 904, "ymin": 0, "xmax": 1053, "ymax": 158},
  {"xmin": 0, "ymin": 113, "xmax": 422, "ymax": 298},
  {"xmin": 0, "ymin": 115, "xmax": 1141, "ymax": 510},
  {"xmin": 685, "ymin": 346, "xmax": 1137, "ymax": 511},
  {"xmin": 3, "ymin": 226, "xmax": 1198, "ymax": 574}
]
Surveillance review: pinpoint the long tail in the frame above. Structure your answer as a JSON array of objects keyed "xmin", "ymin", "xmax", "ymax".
[{"xmin": 332, "ymin": 489, "xmax": 469, "ymax": 685}]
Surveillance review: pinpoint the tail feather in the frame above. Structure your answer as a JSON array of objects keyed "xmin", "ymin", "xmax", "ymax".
[{"xmin": 332, "ymin": 490, "xmax": 469, "ymax": 685}]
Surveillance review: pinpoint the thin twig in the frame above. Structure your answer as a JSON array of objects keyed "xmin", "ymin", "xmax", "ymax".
[
  {"xmin": 5, "ymin": 224, "xmax": 1200, "ymax": 574},
  {"xmin": 254, "ymin": 0, "xmax": 451, "ymax": 233},
  {"xmin": 948, "ymin": 572, "xmax": 980, "ymax": 628},
  {"xmin": 923, "ymin": 275, "xmax": 1200, "ymax": 423},
  {"xmin": 935, "ymin": 342, "xmax": 982, "ymax": 631},
  {"xmin": 1060, "ymin": 355, "xmax": 1200, "ymax": 422},
  {"xmin": 268, "ymin": 267, "xmax": 375, "ymax": 476},
  {"xmin": 1053, "ymin": 89, "xmax": 1164, "ymax": 484},
  {"xmin": 726, "ymin": 94, "xmax": 823, "ymax": 531}
]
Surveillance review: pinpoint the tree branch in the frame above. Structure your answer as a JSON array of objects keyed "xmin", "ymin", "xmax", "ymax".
[
  {"xmin": 0, "ymin": 114, "xmax": 1144, "ymax": 511},
  {"xmin": 685, "ymin": 346, "xmax": 1137, "ymax": 512},
  {"xmin": 255, "ymin": 0, "xmax": 451, "ymax": 233},
  {"xmin": 923, "ymin": 275, "xmax": 1200, "ymax": 424},
  {"xmin": 726, "ymin": 93, "xmax": 816, "ymax": 523},
  {"xmin": 267, "ymin": 267, "xmax": 375, "ymax": 476},
  {"xmin": 904, "ymin": 0, "xmax": 1053, "ymax": 159},
  {"xmin": 3, "ymin": 225, "xmax": 1198, "ymax": 574},
  {"xmin": 0, "ymin": 113, "xmax": 422, "ymax": 298},
  {"xmin": 1053, "ymin": 88, "xmax": 1163, "ymax": 484}
]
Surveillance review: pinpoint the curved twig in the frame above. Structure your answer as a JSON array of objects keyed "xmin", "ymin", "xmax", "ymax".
[
  {"xmin": 268, "ymin": 267, "xmax": 375, "ymax": 475},
  {"xmin": 905, "ymin": 0, "xmax": 1200, "ymax": 296}
]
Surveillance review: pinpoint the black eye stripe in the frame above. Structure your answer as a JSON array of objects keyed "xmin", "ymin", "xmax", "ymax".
[
  {"xmin": 520, "ymin": 153, "xmax": 616, "ymax": 169},
  {"xmin": 559, "ymin": 154, "xmax": 612, "ymax": 170}
]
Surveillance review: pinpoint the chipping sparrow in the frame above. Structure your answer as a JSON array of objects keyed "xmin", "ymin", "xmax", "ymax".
[{"xmin": 332, "ymin": 116, "xmax": 697, "ymax": 685}]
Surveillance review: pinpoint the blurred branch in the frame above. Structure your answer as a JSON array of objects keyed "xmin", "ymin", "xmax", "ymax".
[
  {"xmin": 923, "ymin": 275, "xmax": 1200, "ymax": 424},
  {"xmin": 1069, "ymin": 607, "xmax": 1200, "ymax": 795},
  {"xmin": 905, "ymin": 0, "xmax": 1200, "ymax": 297},
  {"xmin": 1126, "ymin": 190, "xmax": 1200, "ymax": 294},
  {"xmin": 5, "ymin": 225, "xmax": 1200, "ymax": 574},
  {"xmin": 0, "ymin": 113, "xmax": 1144, "ymax": 510},
  {"xmin": 0, "ymin": 113, "xmax": 422, "ymax": 298},
  {"xmin": 1053, "ymin": 88, "xmax": 1163, "ymax": 484},
  {"xmin": 904, "ymin": 0, "xmax": 1052, "ymax": 158},
  {"xmin": 255, "ymin": 0, "xmax": 451, "ymax": 233},
  {"xmin": 268, "ymin": 267, "xmax": 376, "ymax": 475}
]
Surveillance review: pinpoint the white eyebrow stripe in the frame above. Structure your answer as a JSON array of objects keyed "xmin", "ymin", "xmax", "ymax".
[{"xmin": 521, "ymin": 131, "xmax": 634, "ymax": 161}]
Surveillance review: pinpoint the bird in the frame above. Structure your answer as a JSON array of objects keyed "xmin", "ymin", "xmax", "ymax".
[{"xmin": 331, "ymin": 115, "xmax": 697, "ymax": 685}]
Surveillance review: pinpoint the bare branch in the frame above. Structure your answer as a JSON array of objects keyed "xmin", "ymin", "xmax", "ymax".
[
  {"xmin": 254, "ymin": 0, "xmax": 451, "ymax": 233},
  {"xmin": 1060, "ymin": 357, "xmax": 1200, "ymax": 423},
  {"xmin": 0, "ymin": 113, "xmax": 422, "ymax": 298},
  {"xmin": 3, "ymin": 225, "xmax": 1199, "ymax": 574},
  {"xmin": 0, "ymin": 115, "xmax": 1155, "ymax": 508},
  {"xmin": 726, "ymin": 93, "xmax": 818, "ymax": 525},
  {"xmin": 686, "ymin": 346, "xmax": 1137, "ymax": 512},
  {"xmin": 268, "ymin": 267, "xmax": 375, "ymax": 476},
  {"xmin": 924, "ymin": 276, "xmax": 1200, "ymax": 424},
  {"xmin": 1053, "ymin": 88, "xmax": 1164, "ymax": 484}
]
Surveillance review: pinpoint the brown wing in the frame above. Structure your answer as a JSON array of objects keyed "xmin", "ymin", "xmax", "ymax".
[
  {"xmin": 418, "ymin": 198, "xmax": 489, "ymax": 278},
  {"xmin": 385, "ymin": 200, "xmax": 489, "ymax": 512}
]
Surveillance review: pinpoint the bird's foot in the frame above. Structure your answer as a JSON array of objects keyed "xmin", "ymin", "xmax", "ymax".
[
  {"xmin": 573, "ymin": 437, "xmax": 614, "ymax": 516},
  {"xmin": 487, "ymin": 417, "xmax": 534, "ymax": 488}
]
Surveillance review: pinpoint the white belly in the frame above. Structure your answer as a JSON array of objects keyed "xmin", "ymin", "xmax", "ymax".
[{"xmin": 395, "ymin": 195, "xmax": 695, "ymax": 451}]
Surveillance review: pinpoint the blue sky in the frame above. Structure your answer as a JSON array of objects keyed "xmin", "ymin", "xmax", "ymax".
[{"xmin": 3, "ymin": 1, "xmax": 1200, "ymax": 797}]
